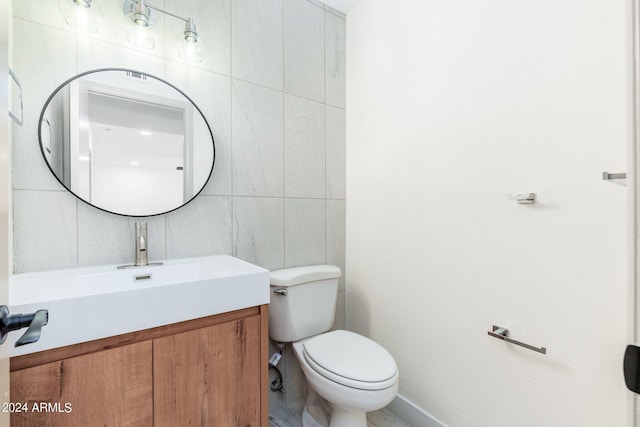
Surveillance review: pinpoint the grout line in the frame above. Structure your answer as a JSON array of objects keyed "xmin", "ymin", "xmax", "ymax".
[
  {"xmin": 12, "ymin": 187, "xmax": 73, "ymax": 193},
  {"xmin": 324, "ymin": 4, "xmax": 327, "ymax": 107},
  {"xmin": 229, "ymin": 0, "xmax": 233, "ymax": 78},
  {"xmin": 282, "ymin": 196, "xmax": 286, "ymax": 269},
  {"xmin": 323, "ymin": 0, "xmax": 328, "ymax": 270},
  {"xmin": 282, "ymin": 0, "xmax": 287, "ymax": 199},
  {"xmin": 324, "ymin": 198, "xmax": 327, "ymax": 264},
  {"xmin": 164, "ymin": 211, "xmax": 169, "ymax": 259},
  {"xmin": 75, "ymin": 198, "xmax": 79, "ymax": 267},
  {"xmin": 323, "ymin": 4, "xmax": 328, "ymax": 203},
  {"xmin": 229, "ymin": 0, "xmax": 235, "ymax": 257},
  {"xmin": 282, "ymin": 0, "xmax": 287, "ymax": 268}
]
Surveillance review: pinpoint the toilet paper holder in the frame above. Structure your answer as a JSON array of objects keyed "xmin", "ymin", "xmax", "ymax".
[{"xmin": 488, "ymin": 325, "xmax": 547, "ymax": 355}]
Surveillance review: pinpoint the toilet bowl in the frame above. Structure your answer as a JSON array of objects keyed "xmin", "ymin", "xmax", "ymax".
[
  {"xmin": 269, "ymin": 266, "xmax": 399, "ymax": 427},
  {"xmin": 293, "ymin": 330, "xmax": 399, "ymax": 426}
]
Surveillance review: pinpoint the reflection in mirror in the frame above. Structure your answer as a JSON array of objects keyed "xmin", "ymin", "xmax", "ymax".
[{"xmin": 39, "ymin": 69, "xmax": 215, "ymax": 216}]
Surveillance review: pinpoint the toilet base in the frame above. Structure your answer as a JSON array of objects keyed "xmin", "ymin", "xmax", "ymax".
[
  {"xmin": 301, "ymin": 386, "xmax": 368, "ymax": 427},
  {"xmin": 329, "ymin": 407, "xmax": 367, "ymax": 427},
  {"xmin": 302, "ymin": 386, "xmax": 330, "ymax": 426}
]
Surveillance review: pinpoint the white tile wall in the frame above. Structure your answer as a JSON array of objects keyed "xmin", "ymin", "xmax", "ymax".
[
  {"xmin": 233, "ymin": 196, "xmax": 285, "ymax": 271},
  {"xmin": 165, "ymin": 196, "xmax": 233, "ymax": 258},
  {"xmin": 284, "ymin": 0, "xmax": 325, "ymax": 102},
  {"xmin": 284, "ymin": 95, "xmax": 326, "ymax": 198},
  {"xmin": 11, "ymin": 0, "xmax": 345, "ymax": 411},
  {"xmin": 284, "ymin": 198, "xmax": 326, "ymax": 267},
  {"xmin": 327, "ymin": 199, "xmax": 346, "ymax": 291},
  {"xmin": 76, "ymin": 36, "xmax": 165, "ymax": 76},
  {"xmin": 326, "ymin": 105, "xmax": 346, "ymax": 199},
  {"xmin": 231, "ymin": 80, "xmax": 284, "ymax": 197},
  {"xmin": 231, "ymin": 0, "xmax": 284, "ymax": 90},
  {"xmin": 283, "ymin": 343, "xmax": 307, "ymax": 406},
  {"xmin": 13, "ymin": 190, "xmax": 78, "ymax": 273},
  {"xmin": 325, "ymin": 11, "xmax": 346, "ymax": 108},
  {"xmin": 12, "ymin": 0, "xmax": 70, "ymax": 31}
]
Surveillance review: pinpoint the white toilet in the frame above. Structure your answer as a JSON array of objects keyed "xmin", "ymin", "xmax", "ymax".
[{"xmin": 269, "ymin": 265, "xmax": 399, "ymax": 427}]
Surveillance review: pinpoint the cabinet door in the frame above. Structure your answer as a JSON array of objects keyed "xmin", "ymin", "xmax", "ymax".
[
  {"xmin": 11, "ymin": 341, "xmax": 153, "ymax": 427},
  {"xmin": 154, "ymin": 315, "xmax": 262, "ymax": 427}
]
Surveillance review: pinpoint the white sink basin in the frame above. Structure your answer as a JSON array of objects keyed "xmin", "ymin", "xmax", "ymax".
[{"xmin": 9, "ymin": 255, "xmax": 269, "ymax": 356}]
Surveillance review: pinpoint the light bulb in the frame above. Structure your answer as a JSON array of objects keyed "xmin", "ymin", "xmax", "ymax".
[
  {"xmin": 177, "ymin": 19, "xmax": 205, "ymax": 63},
  {"xmin": 123, "ymin": 0, "xmax": 157, "ymax": 50},
  {"xmin": 59, "ymin": 0, "xmax": 103, "ymax": 33}
]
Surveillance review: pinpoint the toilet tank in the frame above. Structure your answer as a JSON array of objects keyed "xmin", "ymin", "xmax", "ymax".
[{"xmin": 269, "ymin": 265, "xmax": 341, "ymax": 343}]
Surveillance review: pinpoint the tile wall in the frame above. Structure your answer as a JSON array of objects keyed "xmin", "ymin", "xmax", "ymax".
[{"xmin": 11, "ymin": 0, "xmax": 345, "ymax": 410}]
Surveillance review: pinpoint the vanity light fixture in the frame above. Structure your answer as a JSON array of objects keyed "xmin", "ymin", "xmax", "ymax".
[
  {"xmin": 59, "ymin": 0, "xmax": 103, "ymax": 33},
  {"xmin": 123, "ymin": 0, "xmax": 206, "ymax": 63},
  {"xmin": 61, "ymin": 0, "xmax": 205, "ymax": 62}
]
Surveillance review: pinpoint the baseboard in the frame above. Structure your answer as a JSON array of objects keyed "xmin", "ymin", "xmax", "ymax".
[{"xmin": 387, "ymin": 394, "xmax": 447, "ymax": 427}]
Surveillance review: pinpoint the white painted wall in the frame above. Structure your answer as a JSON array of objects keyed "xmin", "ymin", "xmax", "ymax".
[{"xmin": 346, "ymin": 0, "xmax": 630, "ymax": 425}]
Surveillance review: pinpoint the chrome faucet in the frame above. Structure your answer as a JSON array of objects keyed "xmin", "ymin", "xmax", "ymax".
[
  {"xmin": 135, "ymin": 222, "xmax": 148, "ymax": 266},
  {"xmin": 117, "ymin": 222, "xmax": 163, "ymax": 269}
]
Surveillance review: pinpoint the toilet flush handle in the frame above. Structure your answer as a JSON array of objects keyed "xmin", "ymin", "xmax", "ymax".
[{"xmin": 273, "ymin": 288, "xmax": 288, "ymax": 296}]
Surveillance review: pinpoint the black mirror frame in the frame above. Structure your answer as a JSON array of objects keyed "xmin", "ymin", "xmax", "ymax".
[{"xmin": 38, "ymin": 68, "xmax": 216, "ymax": 217}]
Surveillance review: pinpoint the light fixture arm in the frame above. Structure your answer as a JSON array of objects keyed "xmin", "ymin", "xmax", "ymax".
[{"xmin": 131, "ymin": 0, "xmax": 191, "ymax": 24}]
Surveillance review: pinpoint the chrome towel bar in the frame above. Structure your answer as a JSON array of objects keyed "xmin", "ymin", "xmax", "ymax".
[{"xmin": 488, "ymin": 325, "xmax": 547, "ymax": 355}]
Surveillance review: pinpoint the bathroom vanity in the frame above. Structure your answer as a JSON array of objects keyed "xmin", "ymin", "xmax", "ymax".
[{"xmin": 6, "ymin": 255, "xmax": 270, "ymax": 426}]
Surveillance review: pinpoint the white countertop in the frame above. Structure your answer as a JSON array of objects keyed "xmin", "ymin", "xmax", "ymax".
[{"xmin": 9, "ymin": 255, "xmax": 270, "ymax": 356}]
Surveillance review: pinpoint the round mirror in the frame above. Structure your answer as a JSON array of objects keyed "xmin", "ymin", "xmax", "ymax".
[{"xmin": 39, "ymin": 68, "xmax": 215, "ymax": 217}]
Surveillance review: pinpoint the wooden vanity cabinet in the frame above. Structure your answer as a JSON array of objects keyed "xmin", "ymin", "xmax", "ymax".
[
  {"xmin": 11, "ymin": 341, "xmax": 153, "ymax": 427},
  {"xmin": 154, "ymin": 314, "xmax": 262, "ymax": 426},
  {"xmin": 9, "ymin": 305, "xmax": 269, "ymax": 427}
]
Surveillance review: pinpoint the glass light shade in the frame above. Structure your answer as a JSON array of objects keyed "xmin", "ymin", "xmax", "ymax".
[
  {"xmin": 125, "ymin": 24, "xmax": 157, "ymax": 50},
  {"xmin": 122, "ymin": 0, "xmax": 157, "ymax": 50},
  {"xmin": 177, "ymin": 30, "xmax": 205, "ymax": 63},
  {"xmin": 59, "ymin": 0, "xmax": 103, "ymax": 33}
]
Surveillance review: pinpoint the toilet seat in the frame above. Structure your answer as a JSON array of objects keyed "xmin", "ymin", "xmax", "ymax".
[{"xmin": 303, "ymin": 330, "xmax": 398, "ymax": 391}]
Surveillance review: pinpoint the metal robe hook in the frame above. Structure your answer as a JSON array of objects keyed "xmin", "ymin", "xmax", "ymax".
[{"xmin": 602, "ymin": 172, "xmax": 627, "ymax": 186}]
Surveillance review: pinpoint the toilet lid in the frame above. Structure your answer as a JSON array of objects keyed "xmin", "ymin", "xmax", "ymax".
[{"xmin": 303, "ymin": 330, "xmax": 398, "ymax": 390}]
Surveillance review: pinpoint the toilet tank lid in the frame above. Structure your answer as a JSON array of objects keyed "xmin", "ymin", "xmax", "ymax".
[{"xmin": 270, "ymin": 265, "xmax": 341, "ymax": 287}]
